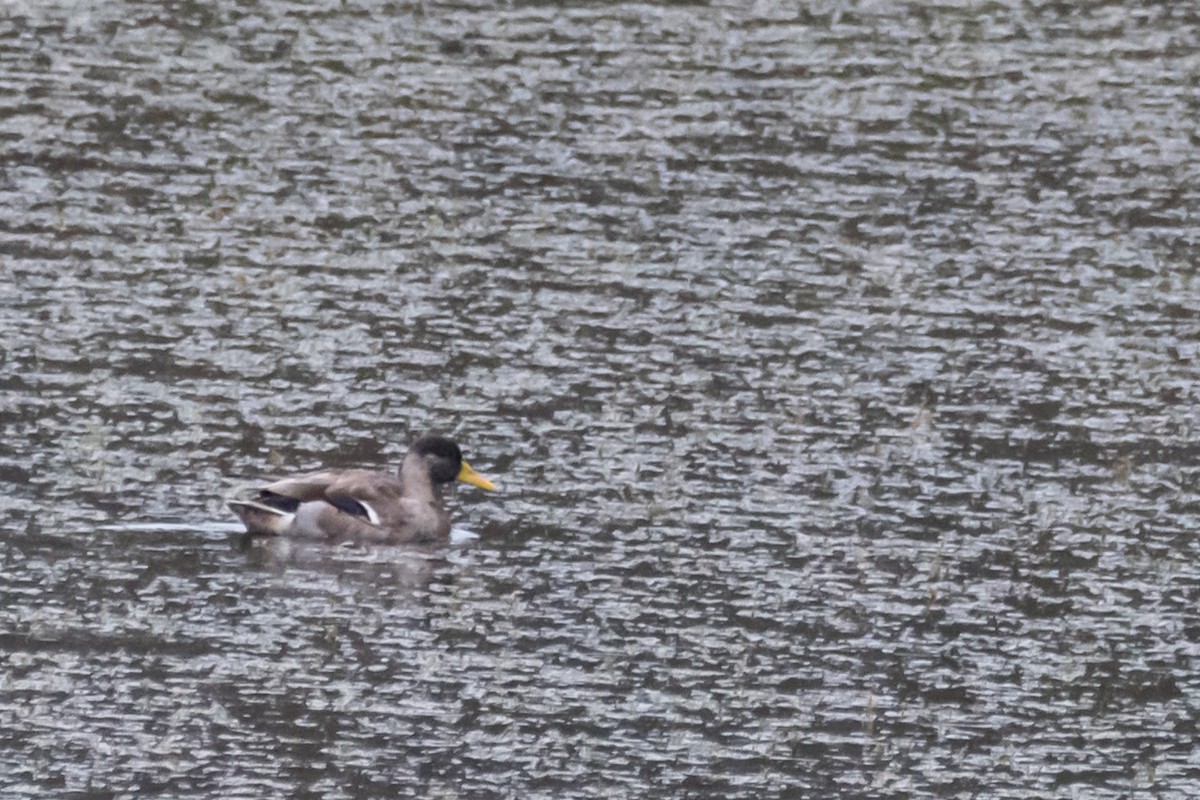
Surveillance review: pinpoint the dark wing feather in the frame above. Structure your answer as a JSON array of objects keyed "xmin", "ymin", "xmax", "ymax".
[
  {"xmin": 321, "ymin": 470, "xmax": 406, "ymax": 526},
  {"xmin": 258, "ymin": 470, "xmax": 346, "ymax": 502}
]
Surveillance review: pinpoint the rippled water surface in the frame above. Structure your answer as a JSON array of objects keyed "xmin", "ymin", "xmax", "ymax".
[{"xmin": 4, "ymin": 1, "xmax": 1200, "ymax": 797}]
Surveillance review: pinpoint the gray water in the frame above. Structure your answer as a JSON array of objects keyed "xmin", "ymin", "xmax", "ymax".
[{"xmin": 3, "ymin": 1, "xmax": 1200, "ymax": 797}]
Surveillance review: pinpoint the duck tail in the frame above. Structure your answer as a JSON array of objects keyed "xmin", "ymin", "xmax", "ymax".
[{"xmin": 228, "ymin": 499, "xmax": 295, "ymax": 536}]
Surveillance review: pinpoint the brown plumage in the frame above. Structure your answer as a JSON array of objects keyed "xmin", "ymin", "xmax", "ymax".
[{"xmin": 229, "ymin": 435, "xmax": 495, "ymax": 544}]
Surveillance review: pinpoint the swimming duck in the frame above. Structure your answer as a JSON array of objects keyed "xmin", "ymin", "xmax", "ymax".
[{"xmin": 228, "ymin": 435, "xmax": 496, "ymax": 544}]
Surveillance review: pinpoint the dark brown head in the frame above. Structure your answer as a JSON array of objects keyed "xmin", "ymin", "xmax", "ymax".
[{"xmin": 411, "ymin": 436, "xmax": 496, "ymax": 490}]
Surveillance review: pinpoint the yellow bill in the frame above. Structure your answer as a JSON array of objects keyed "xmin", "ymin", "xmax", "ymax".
[{"xmin": 457, "ymin": 461, "xmax": 496, "ymax": 491}]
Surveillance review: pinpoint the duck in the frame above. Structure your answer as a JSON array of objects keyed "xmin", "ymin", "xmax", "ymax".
[{"xmin": 228, "ymin": 435, "xmax": 496, "ymax": 544}]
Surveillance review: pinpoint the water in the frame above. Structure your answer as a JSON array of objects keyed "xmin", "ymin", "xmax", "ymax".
[{"xmin": 3, "ymin": 1, "xmax": 1200, "ymax": 797}]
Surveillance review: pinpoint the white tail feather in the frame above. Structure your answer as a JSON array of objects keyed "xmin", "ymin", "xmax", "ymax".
[{"xmin": 228, "ymin": 499, "xmax": 296, "ymax": 536}]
